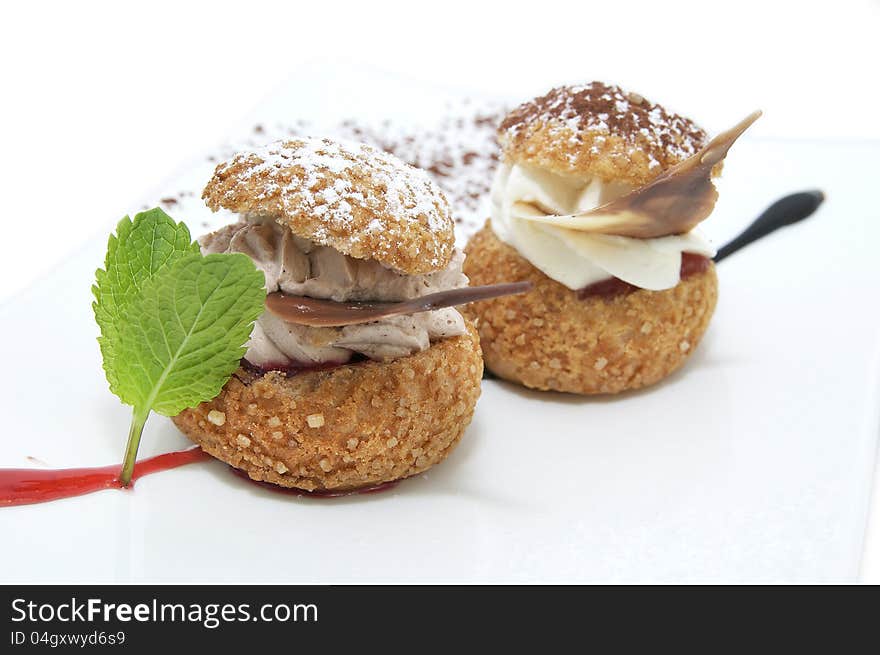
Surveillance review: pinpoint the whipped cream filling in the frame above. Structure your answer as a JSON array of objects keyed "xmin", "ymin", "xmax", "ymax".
[
  {"xmin": 200, "ymin": 217, "xmax": 467, "ymax": 366},
  {"xmin": 490, "ymin": 163, "xmax": 716, "ymax": 291}
]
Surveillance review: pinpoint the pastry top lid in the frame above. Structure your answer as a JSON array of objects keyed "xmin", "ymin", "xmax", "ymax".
[
  {"xmin": 202, "ymin": 137, "xmax": 456, "ymax": 275},
  {"xmin": 499, "ymin": 82, "xmax": 711, "ymax": 186}
]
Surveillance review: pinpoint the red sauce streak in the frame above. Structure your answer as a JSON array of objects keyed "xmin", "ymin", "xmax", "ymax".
[
  {"xmin": 577, "ymin": 253, "xmax": 710, "ymax": 300},
  {"xmin": 0, "ymin": 448, "xmax": 210, "ymax": 508},
  {"xmin": 228, "ymin": 465, "xmax": 400, "ymax": 498},
  {"xmin": 241, "ymin": 355, "xmax": 366, "ymax": 377}
]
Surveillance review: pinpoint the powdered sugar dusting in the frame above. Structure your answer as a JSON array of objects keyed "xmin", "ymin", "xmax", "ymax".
[
  {"xmin": 218, "ymin": 137, "xmax": 449, "ymax": 241},
  {"xmin": 331, "ymin": 105, "xmax": 503, "ymax": 233},
  {"xmin": 152, "ymin": 101, "xmax": 507, "ymax": 247}
]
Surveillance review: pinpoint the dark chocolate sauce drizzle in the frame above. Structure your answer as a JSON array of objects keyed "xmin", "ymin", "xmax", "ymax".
[{"xmin": 714, "ymin": 190, "xmax": 824, "ymax": 263}]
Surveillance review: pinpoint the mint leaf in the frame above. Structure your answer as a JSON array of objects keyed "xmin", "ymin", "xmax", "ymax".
[
  {"xmin": 114, "ymin": 253, "xmax": 266, "ymax": 416},
  {"xmin": 92, "ymin": 209, "xmax": 266, "ymax": 485},
  {"xmin": 92, "ymin": 208, "xmax": 199, "ymax": 396}
]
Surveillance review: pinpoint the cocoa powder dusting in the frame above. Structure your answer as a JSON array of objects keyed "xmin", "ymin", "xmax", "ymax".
[{"xmin": 500, "ymin": 82, "xmax": 707, "ymax": 164}]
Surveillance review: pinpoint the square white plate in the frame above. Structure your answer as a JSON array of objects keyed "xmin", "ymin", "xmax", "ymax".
[{"xmin": 2, "ymin": 63, "xmax": 878, "ymax": 583}]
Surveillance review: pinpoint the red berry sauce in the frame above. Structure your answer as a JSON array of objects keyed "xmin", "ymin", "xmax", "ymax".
[{"xmin": 577, "ymin": 253, "xmax": 710, "ymax": 300}]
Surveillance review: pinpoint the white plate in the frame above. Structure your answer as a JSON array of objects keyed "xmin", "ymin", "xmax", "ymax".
[{"xmin": 2, "ymin": 64, "xmax": 879, "ymax": 583}]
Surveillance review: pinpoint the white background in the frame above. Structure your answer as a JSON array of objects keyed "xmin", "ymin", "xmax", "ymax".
[
  {"xmin": 2, "ymin": 0, "xmax": 879, "ymax": 582},
  {"xmin": 3, "ymin": 0, "xmax": 877, "ymax": 296}
]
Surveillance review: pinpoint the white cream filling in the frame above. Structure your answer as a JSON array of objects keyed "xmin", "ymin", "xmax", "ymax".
[{"xmin": 490, "ymin": 163, "xmax": 716, "ymax": 291}]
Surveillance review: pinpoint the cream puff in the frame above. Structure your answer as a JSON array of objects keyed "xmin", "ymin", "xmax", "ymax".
[
  {"xmin": 464, "ymin": 82, "xmax": 753, "ymax": 394},
  {"xmin": 174, "ymin": 137, "xmax": 485, "ymax": 492}
]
